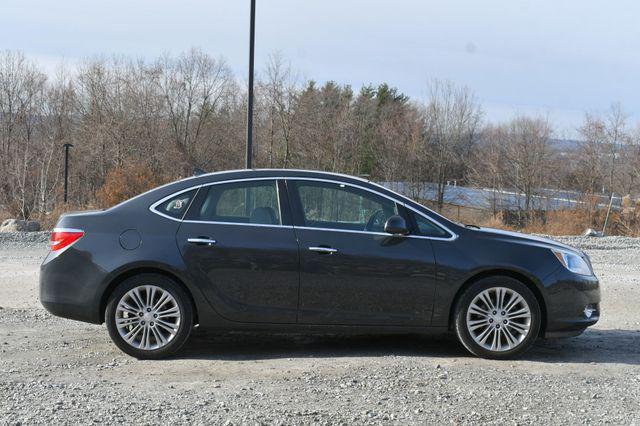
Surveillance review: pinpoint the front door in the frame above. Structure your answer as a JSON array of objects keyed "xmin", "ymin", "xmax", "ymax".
[
  {"xmin": 176, "ymin": 179, "xmax": 299, "ymax": 324},
  {"xmin": 287, "ymin": 179, "xmax": 438, "ymax": 326}
]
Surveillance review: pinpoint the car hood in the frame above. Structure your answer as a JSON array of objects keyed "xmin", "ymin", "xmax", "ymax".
[{"xmin": 472, "ymin": 227, "xmax": 583, "ymax": 254}]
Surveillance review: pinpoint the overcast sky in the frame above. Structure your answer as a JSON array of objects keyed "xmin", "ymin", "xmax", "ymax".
[{"xmin": 3, "ymin": 0, "xmax": 639, "ymax": 137}]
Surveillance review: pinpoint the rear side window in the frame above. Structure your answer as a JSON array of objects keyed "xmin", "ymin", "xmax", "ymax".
[
  {"xmin": 154, "ymin": 189, "xmax": 197, "ymax": 220},
  {"xmin": 193, "ymin": 180, "xmax": 281, "ymax": 225}
]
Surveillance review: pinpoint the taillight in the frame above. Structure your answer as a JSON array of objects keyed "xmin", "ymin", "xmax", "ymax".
[{"xmin": 50, "ymin": 228, "xmax": 84, "ymax": 252}]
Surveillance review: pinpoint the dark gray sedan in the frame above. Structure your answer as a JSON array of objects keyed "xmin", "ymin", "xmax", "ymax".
[{"xmin": 40, "ymin": 169, "xmax": 600, "ymax": 359}]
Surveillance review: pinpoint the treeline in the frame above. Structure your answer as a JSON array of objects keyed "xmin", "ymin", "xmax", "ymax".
[{"xmin": 1, "ymin": 49, "xmax": 640, "ymax": 232}]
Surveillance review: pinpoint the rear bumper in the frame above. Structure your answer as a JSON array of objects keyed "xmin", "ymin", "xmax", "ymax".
[
  {"xmin": 41, "ymin": 300, "xmax": 98, "ymax": 323},
  {"xmin": 40, "ymin": 248, "xmax": 104, "ymax": 324},
  {"xmin": 542, "ymin": 268, "xmax": 600, "ymax": 338}
]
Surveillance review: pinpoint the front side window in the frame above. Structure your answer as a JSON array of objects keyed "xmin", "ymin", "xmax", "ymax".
[
  {"xmin": 193, "ymin": 180, "xmax": 281, "ymax": 225},
  {"xmin": 411, "ymin": 211, "xmax": 450, "ymax": 238},
  {"xmin": 292, "ymin": 181, "xmax": 397, "ymax": 232},
  {"xmin": 154, "ymin": 189, "xmax": 197, "ymax": 219}
]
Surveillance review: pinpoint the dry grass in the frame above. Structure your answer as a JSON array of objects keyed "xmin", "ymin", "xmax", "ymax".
[
  {"xmin": 476, "ymin": 209, "xmax": 636, "ymax": 236},
  {"xmin": 519, "ymin": 210, "xmax": 600, "ymax": 235},
  {"xmin": 420, "ymin": 201, "xmax": 638, "ymax": 236},
  {"xmin": 35, "ymin": 203, "xmax": 98, "ymax": 231},
  {"xmin": 0, "ymin": 209, "xmax": 9, "ymax": 223},
  {"xmin": 96, "ymin": 162, "xmax": 168, "ymax": 209}
]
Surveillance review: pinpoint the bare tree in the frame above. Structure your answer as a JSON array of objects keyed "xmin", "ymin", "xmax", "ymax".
[
  {"xmin": 0, "ymin": 51, "xmax": 47, "ymax": 218},
  {"xmin": 575, "ymin": 113, "xmax": 607, "ymax": 194},
  {"xmin": 502, "ymin": 116, "xmax": 553, "ymax": 213},
  {"xmin": 604, "ymin": 103, "xmax": 629, "ymax": 196},
  {"xmin": 468, "ymin": 124, "xmax": 508, "ymax": 216},
  {"xmin": 35, "ymin": 67, "xmax": 75, "ymax": 213},
  {"xmin": 421, "ymin": 80, "xmax": 482, "ymax": 211},
  {"xmin": 2, "ymin": 47, "xmax": 640, "ymax": 238},
  {"xmin": 156, "ymin": 48, "xmax": 234, "ymax": 172},
  {"xmin": 258, "ymin": 53, "xmax": 300, "ymax": 168}
]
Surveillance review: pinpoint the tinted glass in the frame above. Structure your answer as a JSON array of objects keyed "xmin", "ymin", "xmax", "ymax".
[
  {"xmin": 412, "ymin": 211, "xmax": 449, "ymax": 238},
  {"xmin": 195, "ymin": 180, "xmax": 281, "ymax": 225},
  {"xmin": 155, "ymin": 189, "xmax": 197, "ymax": 219},
  {"xmin": 293, "ymin": 181, "xmax": 397, "ymax": 232}
]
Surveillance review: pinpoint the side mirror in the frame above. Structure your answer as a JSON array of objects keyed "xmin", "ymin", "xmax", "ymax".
[{"xmin": 384, "ymin": 215, "xmax": 409, "ymax": 236}]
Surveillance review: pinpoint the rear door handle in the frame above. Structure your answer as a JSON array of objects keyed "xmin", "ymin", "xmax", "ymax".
[
  {"xmin": 187, "ymin": 237, "xmax": 217, "ymax": 246},
  {"xmin": 308, "ymin": 246, "xmax": 338, "ymax": 255}
]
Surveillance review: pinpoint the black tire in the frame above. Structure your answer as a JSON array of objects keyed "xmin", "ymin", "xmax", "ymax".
[
  {"xmin": 105, "ymin": 273, "xmax": 193, "ymax": 359},
  {"xmin": 454, "ymin": 276, "xmax": 541, "ymax": 359}
]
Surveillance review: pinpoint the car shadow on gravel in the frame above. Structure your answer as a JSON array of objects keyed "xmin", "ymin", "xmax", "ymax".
[
  {"xmin": 176, "ymin": 328, "xmax": 640, "ymax": 364},
  {"xmin": 527, "ymin": 328, "xmax": 640, "ymax": 365},
  {"xmin": 179, "ymin": 331, "xmax": 468, "ymax": 360}
]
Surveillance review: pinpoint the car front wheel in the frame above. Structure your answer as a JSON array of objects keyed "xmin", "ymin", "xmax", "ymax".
[
  {"xmin": 454, "ymin": 276, "xmax": 541, "ymax": 359},
  {"xmin": 105, "ymin": 274, "xmax": 193, "ymax": 359}
]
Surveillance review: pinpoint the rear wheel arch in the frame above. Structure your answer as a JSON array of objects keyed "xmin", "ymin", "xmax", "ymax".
[
  {"xmin": 449, "ymin": 269, "xmax": 547, "ymax": 337},
  {"xmin": 99, "ymin": 267, "xmax": 198, "ymax": 325}
]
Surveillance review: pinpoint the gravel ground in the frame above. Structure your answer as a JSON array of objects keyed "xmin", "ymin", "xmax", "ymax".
[{"xmin": 1, "ymin": 234, "xmax": 639, "ymax": 425}]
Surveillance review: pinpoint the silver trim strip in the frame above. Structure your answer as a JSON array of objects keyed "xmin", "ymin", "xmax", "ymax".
[
  {"xmin": 286, "ymin": 177, "xmax": 458, "ymax": 241},
  {"xmin": 52, "ymin": 227, "xmax": 84, "ymax": 233},
  {"xmin": 148, "ymin": 175, "xmax": 458, "ymax": 241},
  {"xmin": 366, "ymin": 180, "xmax": 456, "ymax": 226},
  {"xmin": 149, "ymin": 186, "xmax": 203, "ymax": 223},
  {"xmin": 149, "ymin": 178, "xmax": 284, "ymax": 225},
  {"xmin": 187, "ymin": 237, "xmax": 217, "ymax": 246},
  {"xmin": 294, "ymin": 225, "xmax": 451, "ymax": 241},
  {"xmin": 296, "ymin": 226, "xmax": 389, "ymax": 237},
  {"xmin": 402, "ymin": 204, "xmax": 458, "ymax": 241},
  {"xmin": 308, "ymin": 246, "xmax": 338, "ymax": 254},
  {"xmin": 182, "ymin": 220, "xmax": 294, "ymax": 229}
]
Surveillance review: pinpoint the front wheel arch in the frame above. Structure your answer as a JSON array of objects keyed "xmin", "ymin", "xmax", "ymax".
[
  {"xmin": 449, "ymin": 269, "xmax": 547, "ymax": 337},
  {"xmin": 99, "ymin": 267, "xmax": 198, "ymax": 325}
]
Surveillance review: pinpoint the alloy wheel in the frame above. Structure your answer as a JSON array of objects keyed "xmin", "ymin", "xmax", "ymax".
[
  {"xmin": 465, "ymin": 286, "xmax": 532, "ymax": 352},
  {"xmin": 115, "ymin": 285, "xmax": 181, "ymax": 350}
]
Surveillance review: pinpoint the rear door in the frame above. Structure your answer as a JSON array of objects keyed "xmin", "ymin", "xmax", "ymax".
[
  {"xmin": 287, "ymin": 179, "xmax": 438, "ymax": 326},
  {"xmin": 176, "ymin": 179, "xmax": 300, "ymax": 324}
]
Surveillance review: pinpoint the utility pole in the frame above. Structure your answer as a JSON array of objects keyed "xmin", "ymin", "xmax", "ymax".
[
  {"xmin": 245, "ymin": 0, "xmax": 256, "ymax": 169},
  {"xmin": 602, "ymin": 193, "xmax": 615, "ymax": 236},
  {"xmin": 63, "ymin": 143, "xmax": 74, "ymax": 203}
]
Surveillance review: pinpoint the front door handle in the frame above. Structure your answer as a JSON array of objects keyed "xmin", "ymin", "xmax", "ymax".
[
  {"xmin": 308, "ymin": 246, "xmax": 338, "ymax": 255},
  {"xmin": 187, "ymin": 237, "xmax": 217, "ymax": 246}
]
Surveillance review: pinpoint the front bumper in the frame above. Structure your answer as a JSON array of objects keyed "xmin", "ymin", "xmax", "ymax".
[{"xmin": 542, "ymin": 267, "xmax": 600, "ymax": 338}]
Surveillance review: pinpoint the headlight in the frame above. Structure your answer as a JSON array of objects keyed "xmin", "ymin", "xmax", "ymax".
[{"xmin": 551, "ymin": 249, "xmax": 592, "ymax": 276}]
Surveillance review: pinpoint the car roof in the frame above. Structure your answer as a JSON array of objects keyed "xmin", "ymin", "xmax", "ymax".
[
  {"xmin": 181, "ymin": 168, "xmax": 374, "ymax": 185},
  {"xmin": 113, "ymin": 169, "xmax": 374, "ymax": 211}
]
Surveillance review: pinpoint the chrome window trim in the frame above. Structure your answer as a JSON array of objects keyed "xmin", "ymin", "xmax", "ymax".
[
  {"xmin": 173, "ymin": 168, "xmax": 375, "ymax": 186},
  {"xmin": 366, "ymin": 181, "xmax": 456, "ymax": 226},
  {"xmin": 293, "ymin": 225, "xmax": 444, "ymax": 241},
  {"xmin": 181, "ymin": 220, "xmax": 294, "ymax": 229},
  {"xmin": 148, "ymin": 175, "xmax": 458, "ymax": 241},
  {"xmin": 286, "ymin": 177, "xmax": 458, "ymax": 241},
  {"xmin": 274, "ymin": 180, "xmax": 284, "ymax": 225},
  {"xmin": 149, "ymin": 186, "xmax": 203, "ymax": 223},
  {"xmin": 295, "ymin": 226, "xmax": 391, "ymax": 237},
  {"xmin": 149, "ymin": 178, "xmax": 284, "ymax": 226}
]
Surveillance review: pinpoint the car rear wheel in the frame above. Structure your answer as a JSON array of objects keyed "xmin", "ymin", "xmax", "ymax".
[
  {"xmin": 454, "ymin": 276, "xmax": 541, "ymax": 359},
  {"xmin": 105, "ymin": 274, "xmax": 193, "ymax": 359}
]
